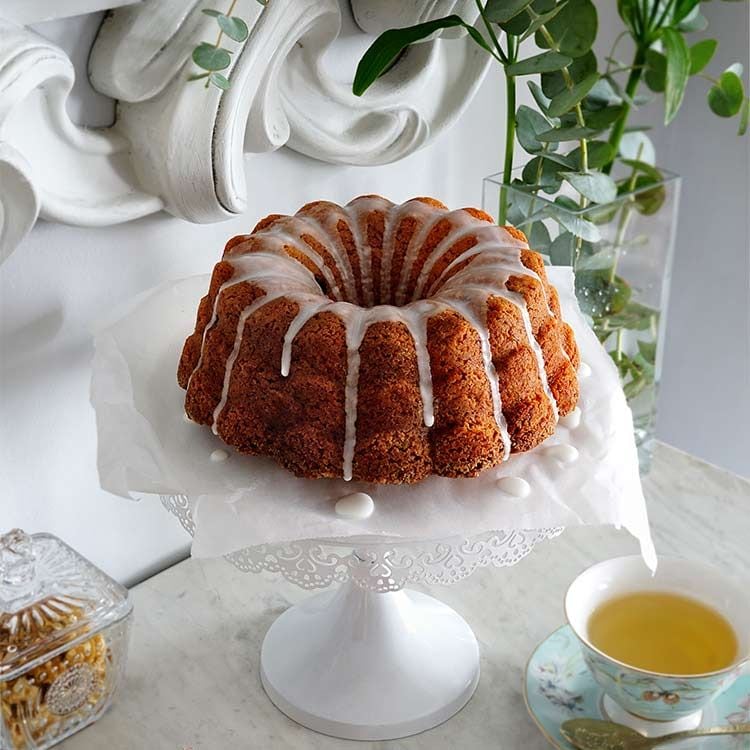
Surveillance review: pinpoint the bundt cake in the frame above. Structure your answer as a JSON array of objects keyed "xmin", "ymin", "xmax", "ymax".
[{"xmin": 178, "ymin": 196, "xmax": 580, "ymax": 484}]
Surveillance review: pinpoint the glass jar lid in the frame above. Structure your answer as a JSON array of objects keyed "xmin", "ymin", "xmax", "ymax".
[{"xmin": 0, "ymin": 529, "xmax": 132, "ymax": 681}]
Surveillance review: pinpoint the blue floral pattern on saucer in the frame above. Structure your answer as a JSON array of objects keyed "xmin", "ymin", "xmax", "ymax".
[{"xmin": 524, "ymin": 625, "xmax": 750, "ymax": 749}]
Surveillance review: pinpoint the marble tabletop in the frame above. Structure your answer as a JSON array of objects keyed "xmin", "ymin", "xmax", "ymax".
[{"xmin": 63, "ymin": 442, "xmax": 750, "ymax": 750}]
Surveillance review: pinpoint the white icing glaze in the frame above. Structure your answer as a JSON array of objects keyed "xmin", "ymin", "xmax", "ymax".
[
  {"xmin": 544, "ymin": 444, "xmax": 579, "ymax": 464},
  {"xmin": 496, "ymin": 476, "xmax": 531, "ymax": 498},
  {"xmin": 559, "ymin": 406, "xmax": 582, "ymax": 430},
  {"xmin": 334, "ymin": 491, "xmax": 375, "ymax": 520},
  {"xmin": 210, "ymin": 449, "xmax": 229, "ymax": 462},
  {"xmin": 189, "ymin": 197, "xmax": 576, "ymax": 481},
  {"xmin": 183, "ymin": 412, "xmax": 192, "ymax": 423},
  {"xmin": 579, "ymin": 362, "xmax": 592, "ymax": 378}
]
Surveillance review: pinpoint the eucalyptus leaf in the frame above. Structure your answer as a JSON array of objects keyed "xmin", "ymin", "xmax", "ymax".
[
  {"xmin": 217, "ymin": 14, "xmax": 249, "ymax": 42},
  {"xmin": 536, "ymin": 0, "xmax": 597, "ymax": 58},
  {"xmin": 520, "ymin": 1, "xmax": 569, "ymax": 42},
  {"xmin": 603, "ymin": 301, "xmax": 659, "ymax": 331},
  {"xmin": 201, "ymin": 8, "xmax": 222, "ymax": 16},
  {"xmin": 569, "ymin": 141, "xmax": 615, "ymax": 169},
  {"xmin": 689, "ymin": 39, "xmax": 717, "ymax": 75},
  {"xmin": 547, "ymin": 73, "xmax": 600, "ymax": 116},
  {"xmin": 209, "ymin": 71, "xmax": 231, "ymax": 89},
  {"xmin": 548, "ymin": 232, "xmax": 576, "ymax": 265},
  {"xmin": 528, "ymin": 221, "xmax": 552, "ymax": 251},
  {"xmin": 192, "ymin": 43, "xmax": 231, "ymax": 71},
  {"xmin": 644, "ymin": 49, "xmax": 666, "ymax": 93},
  {"xmin": 630, "ymin": 175, "xmax": 666, "ymax": 214},
  {"xmin": 707, "ymin": 68, "xmax": 745, "ymax": 117},
  {"xmin": 523, "ymin": 156, "xmax": 564, "ymax": 193},
  {"xmin": 586, "ymin": 77, "xmax": 622, "ymax": 106},
  {"xmin": 507, "ymin": 51, "xmax": 573, "ymax": 76},
  {"xmin": 528, "ymin": 81, "xmax": 553, "ymax": 115},
  {"xmin": 661, "ymin": 28, "xmax": 690, "ymax": 125},
  {"xmin": 619, "ymin": 130, "xmax": 656, "ymax": 164},
  {"xmin": 542, "ymin": 51, "xmax": 597, "ymax": 98},
  {"xmin": 676, "ymin": 6, "xmax": 708, "ymax": 31},
  {"xmin": 484, "ymin": 0, "xmax": 535, "ymax": 23},
  {"xmin": 620, "ymin": 159, "xmax": 663, "ymax": 181},
  {"xmin": 562, "ymin": 171, "xmax": 618, "ymax": 203},
  {"xmin": 582, "ymin": 104, "xmax": 625, "ymax": 130},
  {"xmin": 516, "ymin": 105, "xmax": 554, "ymax": 154},
  {"xmin": 352, "ymin": 15, "xmax": 487, "ymax": 96},
  {"xmin": 576, "ymin": 270, "xmax": 631, "ymax": 317},
  {"xmin": 552, "ymin": 206, "xmax": 601, "ymax": 242},
  {"xmin": 537, "ymin": 125, "xmax": 601, "ymax": 142},
  {"xmin": 638, "ymin": 339, "xmax": 657, "ymax": 364}
]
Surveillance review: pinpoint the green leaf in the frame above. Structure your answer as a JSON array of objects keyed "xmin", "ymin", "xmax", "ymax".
[
  {"xmin": 352, "ymin": 15, "xmax": 486, "ymax": 97},
  {"xmin": 528, "ymin": 81, "xmax": 552, "ymax": 115},
  {"xmin": 506, "ymin": 51, "xmax": 573, "ymax": 76},
  {"xmin": 551, "ymin": 205, "xmax": 601, "ymax": 242},
  {"xmin": 707, "ymin": 68, "xmax": 745, "ymax": 117},
  {"xmin": 484, "ymin": 0, "xmax": 535, "ymax": 23},
  {"xmin": 542, "ymin": 51, "xmax": 597, "ymax": 98},
  {"xmin": 689, "ymin": 39, "xmax": 717, "ymax": 75},
  {"xmin": 562, "ymin": 171, "xmax": 618, "ymax": 203},
  {"xmin": 528, "ymin": 221, "xmax": 551, "ymax": 251},
  {"xmin": 568, "ymin": 141, "xmax": 615, "ymax": 169},
  {"xmin": 674, "ymin": 0, "xmax": 700, "ymax": 24},
  {"xmin": 630, "ymin": 174, "xmax": 666, "ymax": 214},
  {"xmin": 644, "ymin": 49, "xmax": 666, "ymax": 93},
  {"xmin": 539, "ymin": 151, "xmax": 577, "ymax": 169},
  {"xmin": 537, "ymin": 125, "xmax": 601, "ymax": 142},
  {"xmin": 536, "ymin": 0, "xmax": 597, "ymax": 58},
  {"xmin": 548, "ymin": 232, "xmax": 576, "ymax": 265},
  {"xmin": 520, "ymin": 1, "xmax": 569, "ymax": 42},
  {"xmin": 739, "ymin": 97, "xmax": 749, "ymax": 136},
  {"xmin": 209, "ymin": 72, "xmax": 231, "ymax": 90},
  {"xmin": 620, "ymin": 159, "xmax": 663, "ymax": 181},
  {"xmin": 192, "ymin": 43, "xmax": 231, "ymax": 71},
  {"xmin": 638, "ymin": 339, "xmax": 657, "ymax": 364},
  {"xmin": 522, "ymin": 156, "xmax": 564, "ymax": 193},
  {"xmin": 576, "ymin": 270, "xmax": 631, "ymax": 317},
  {"xmin": 676, "ymin": 6, "xmax": 707, "ymax": 31},
  {"xmin": 217, "ymin": 14, "xmax": 249, "ymax": 42},
  {"xmin": 547, "ymin": 73, "xmax": 600, "ymax": 116},
  {"xmin": 582, "ymin": 104, "xmax": 625, "ymax": 130},
  {"xmin": 202, "ymin": 8, "xmax": 222, "ymax": 16},
  {"xmin": 661, "ymin": 28, "xmax": 690, "ymax": 125},
  {"xmin": 603, "ymin": 301, "xmax": 659, "ymax": 331},
  {"xmin": 619, "ymin": 130, "xmax": 655, "ymax": 164},
  {"xmin": 516, "ymin": 105, "xmax": 553, "ymax": 154}
]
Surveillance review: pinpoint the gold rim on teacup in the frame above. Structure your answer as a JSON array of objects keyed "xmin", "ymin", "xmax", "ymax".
[{"xmin": 563, "ymin": 554, "xmax": 750, "ymax": 680}]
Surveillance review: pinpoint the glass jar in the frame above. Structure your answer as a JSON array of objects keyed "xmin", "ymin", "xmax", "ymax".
[
  {"xmin": 1, "ymin": 529, "xmax": 132, "ymax": 750},
  {"xmin": 483, "ymin": 171, "xmax": 680, "ymax": 472}
]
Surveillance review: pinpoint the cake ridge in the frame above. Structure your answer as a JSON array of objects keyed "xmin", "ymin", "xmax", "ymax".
[{"xmin": 179, "ymin": 195, "xmax": 580, "ymax": 484}]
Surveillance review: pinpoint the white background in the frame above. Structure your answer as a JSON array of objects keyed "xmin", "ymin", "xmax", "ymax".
[{"xmin": 1, "ymin": 2, "xmax": 748, "ymax": 586}]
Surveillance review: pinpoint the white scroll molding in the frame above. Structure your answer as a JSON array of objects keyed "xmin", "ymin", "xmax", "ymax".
[{"xmin": 0, "ymin": 1, "xmax": 491, "ymax": 261}]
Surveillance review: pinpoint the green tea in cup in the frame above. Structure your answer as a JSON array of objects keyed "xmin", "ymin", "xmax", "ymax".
[{"xmin": 587, "ymin": 590, "xmax": 738, "ymax": 675}]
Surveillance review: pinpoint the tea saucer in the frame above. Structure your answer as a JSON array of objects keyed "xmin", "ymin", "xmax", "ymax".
[{"xmin": 524, "ymin": 625, "xmax": 750, "ymax": 749}]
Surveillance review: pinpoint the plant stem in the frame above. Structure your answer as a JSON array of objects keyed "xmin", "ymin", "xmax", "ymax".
[
  {"xmin": 500, "ymin": 70, "xmax": 517, "ymax": 223},
  {"xmin": 499, "ymin": 34, "xmax": 518, "ymax": 224},
  {"xmin": 205, "ymin": 0, "xmax": 240, "ymax": 87},
  {"xmin": 603, "ymin": 46, "xmax": 646, "ymax": 173}
]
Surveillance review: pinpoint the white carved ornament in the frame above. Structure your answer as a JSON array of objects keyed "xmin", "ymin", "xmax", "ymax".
[{"xmin": 0, "ymin": 0, "xmax": 490, "ymax": 261}]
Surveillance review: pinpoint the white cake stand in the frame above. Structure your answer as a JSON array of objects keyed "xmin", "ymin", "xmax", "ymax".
[{"xmin": 160, "ymin": 493, "xmax": 561, "ymax": 741}]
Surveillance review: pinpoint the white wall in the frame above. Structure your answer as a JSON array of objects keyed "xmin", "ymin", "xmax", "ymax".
[{"xmin": 1, "ymin": 4, "xmax": 748, "ymax": 586}]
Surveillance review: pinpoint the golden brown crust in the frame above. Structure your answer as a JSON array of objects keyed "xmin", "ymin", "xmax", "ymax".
[{"xmin": 178, "ymin": 196, "xmax": 579, "ymax": 484}]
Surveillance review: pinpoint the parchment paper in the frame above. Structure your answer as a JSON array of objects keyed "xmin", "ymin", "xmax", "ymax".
[{"xmin": 90, "ymin": 268, "xmax": 656, "ymax": 567}]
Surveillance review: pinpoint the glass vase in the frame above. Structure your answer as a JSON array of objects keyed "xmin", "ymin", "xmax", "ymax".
[{"xmin": 483, "ymin": 171, "xmax": 680, "ymax": 472}]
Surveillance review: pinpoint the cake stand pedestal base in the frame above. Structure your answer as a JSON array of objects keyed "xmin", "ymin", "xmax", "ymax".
[{"xmin": 260, "ymin": 580, "xmax": 480, "ymax": 740}]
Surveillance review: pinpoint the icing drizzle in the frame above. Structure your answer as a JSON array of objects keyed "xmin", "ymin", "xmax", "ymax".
[{"xmin": 190, "ymin": 197, "xmax": 564, "ymax": 480}]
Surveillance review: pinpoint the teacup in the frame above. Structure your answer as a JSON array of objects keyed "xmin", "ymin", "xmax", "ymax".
[{"xmin": 565, "ymin": 555, "xmax": 750, "ymax": 732}]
